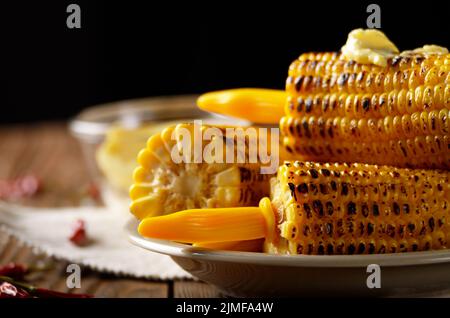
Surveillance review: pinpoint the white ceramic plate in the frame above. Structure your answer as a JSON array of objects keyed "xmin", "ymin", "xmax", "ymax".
[{"xmin": 126, "ymin": 220, "xmax": 450, "ymax": 297}]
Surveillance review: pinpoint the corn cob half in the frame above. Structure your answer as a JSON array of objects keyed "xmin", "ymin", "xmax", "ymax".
[
  {"xmin": 282, "ymin": 52, "xmax": 450, "ymax": 169},
  {"xmin": 138, "ymin": 161, "xmax": 450, "ymax": 255},
  {"xmin": 267, "ymin": 161, "xmax": 450, "ymax": 254},
  {"xmin": 130, "ymin": 123, "xmax": 277, "ymax": 219}
]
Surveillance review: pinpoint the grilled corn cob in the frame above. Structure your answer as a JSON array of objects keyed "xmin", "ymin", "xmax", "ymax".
[
  {"xmin": 267, "ymin": 161, "xmax": 450, "ymax": 254},
  {"xmin": 130, "ymin": 123, "xmax": 278, "ymax": 219},
  {"xmin": 138, "ymin": 161, "xmax": 450, "ymax": 255},
  {"xmin": 281, "ymin": 52, "xmax": 450, "ymax": 169}
]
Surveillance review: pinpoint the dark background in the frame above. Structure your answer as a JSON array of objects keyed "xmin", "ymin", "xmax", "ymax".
[{"xmin": 2, "ymin": 1, "xmax": 449, "ymax": 123}]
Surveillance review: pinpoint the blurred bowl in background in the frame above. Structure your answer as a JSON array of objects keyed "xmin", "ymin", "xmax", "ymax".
[{"xmin": 69, "ymin": 95, "xmax": 250, "ymax": 211}]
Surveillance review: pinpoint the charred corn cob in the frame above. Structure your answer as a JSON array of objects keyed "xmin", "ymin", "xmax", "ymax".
[
  {"xmin": 281, "ymin": 51, "xmax": 450, "ymax": 169},
  {"xmin": 267, "ymin": 161, "xmax": 450, "ymax": 254},
  {"xmin": 130, "ymin": 123, "xmax": 279, "ymax": 219},
  {"xmin": 139, "ymin": 161, "xmax": 450, "ymax": 255}
]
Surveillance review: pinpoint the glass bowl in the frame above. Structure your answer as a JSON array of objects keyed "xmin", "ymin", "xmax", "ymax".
[{"xmin": 69, "ymin": 95, "xmax": 249, "ymax": 211}]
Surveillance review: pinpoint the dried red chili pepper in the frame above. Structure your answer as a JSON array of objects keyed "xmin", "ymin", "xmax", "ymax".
[
  {"xmin": 0, "ymin": 263, "xmax": 28, "ymax": 281},
  {"xmin": 69, "ymin": 219, "xmax": 88, "ymax": 246},
  {"xmin": 0, "ymin": 276, "xmax": 92, "ymax": 298},
  {"xmin": 0, "ymin": 282, "xmax": 29, "ymax": 298}
]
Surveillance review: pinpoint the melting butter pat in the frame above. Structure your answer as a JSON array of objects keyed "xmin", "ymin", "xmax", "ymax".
[
  {"xmin": 341, "ymin": 28, "xmax": 399, "ymax": 67},
  {"xmin": 406, "ymin": 45, "xmax": 449, "ymax": 55}
]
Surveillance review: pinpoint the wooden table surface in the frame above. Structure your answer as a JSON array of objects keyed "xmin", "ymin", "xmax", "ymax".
[{"xmin": 0, "ymin": 122, "xmax": 220, "ymax": 298}]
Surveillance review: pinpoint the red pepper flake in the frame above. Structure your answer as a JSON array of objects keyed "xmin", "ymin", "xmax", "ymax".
[
  {"xmin": 69, "ymin": 219, "xmax": 89, "ymax": 246},
  {"xmin": 18, "ymin": 175, "xmax": 41, "ymax": 196},
  {"xmin": 86, "ymin": 182, "xmax": 101, "ymax": 201},
  {"xmin": 0, "ymin": 263, "xmax": 28, "ymax": 281},
  {"xmin": 0, "ymin": 175, "xmax": 41, "ymax": 200}
]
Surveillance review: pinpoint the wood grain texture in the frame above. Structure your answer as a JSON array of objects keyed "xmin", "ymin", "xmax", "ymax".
[
  {"xmin": 0, "ymin": 123, "xmax": 93, "ymax": 207},
  {"xmin": 174, "ymin": 281, "xmax": 221, "ymax": 298},
  {"xmin": 0, "ymin": 121, "xmax": 216, "ymax": 298}
]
